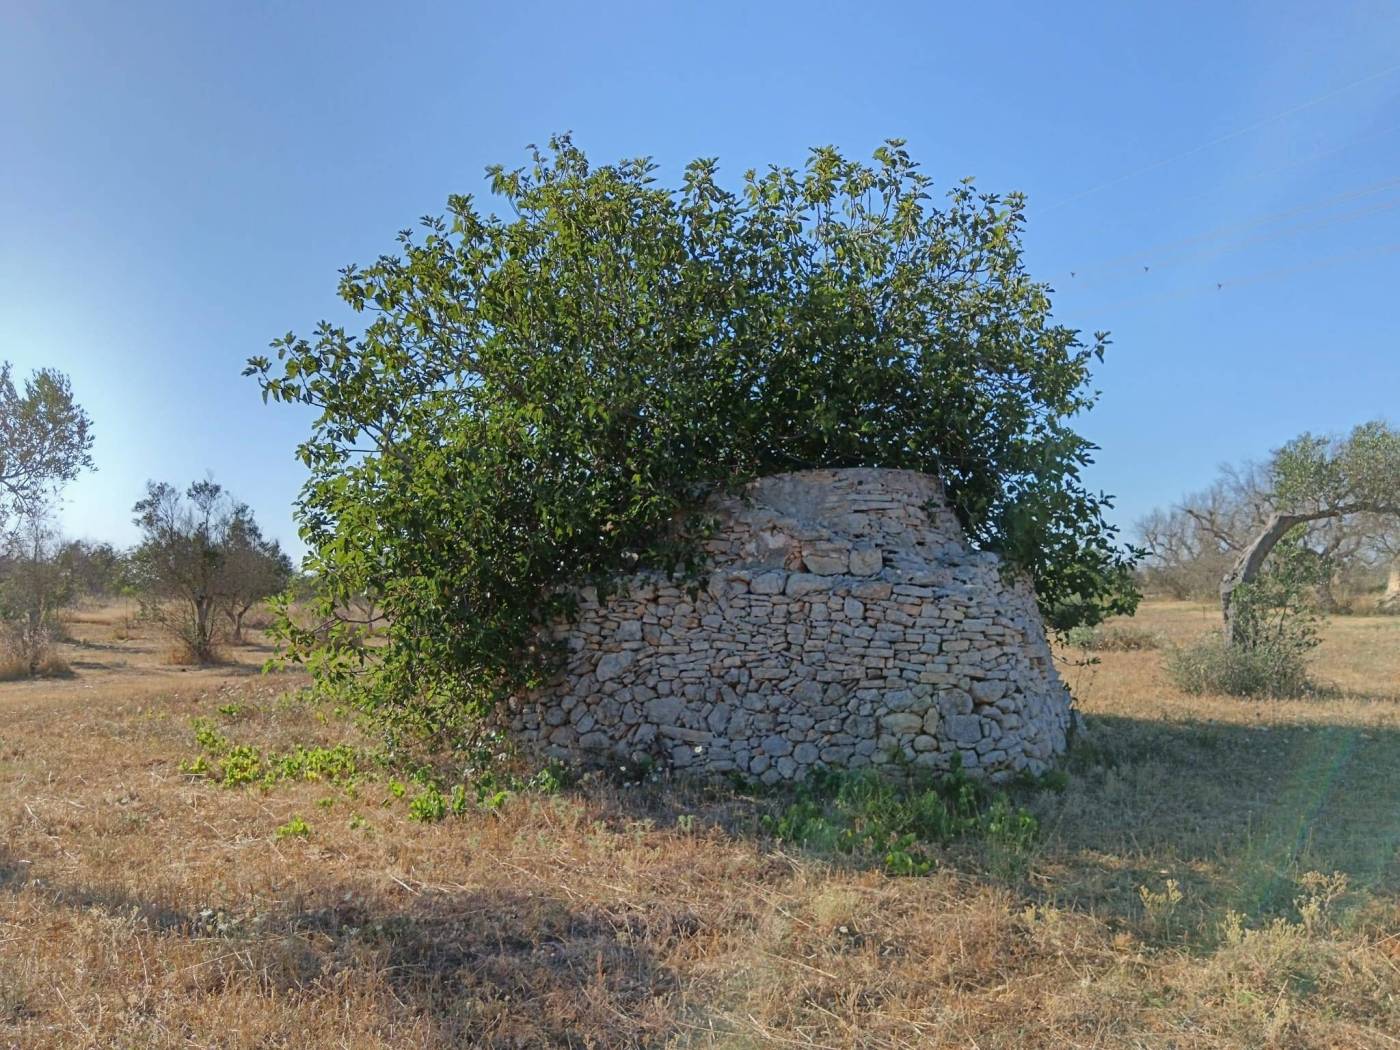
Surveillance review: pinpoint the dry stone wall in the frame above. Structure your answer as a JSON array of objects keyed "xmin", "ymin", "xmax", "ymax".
[{"xmin": 510, "ymin": 469, "xmax": 1073, "ymax": 783}]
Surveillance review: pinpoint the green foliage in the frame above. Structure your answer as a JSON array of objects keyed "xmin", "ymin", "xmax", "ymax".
[
  {"xmin": 191, "ymin": 717, "xmax": 228, "ymax": 754},
  {"xmin": 407, "ymin": 785, "xmax": 448, "ymax": 822},
  {"xmin": 248, "ymin": 135, "xmax": 1136, "ymax": 740},
  {"xmin": 0, "ymin": 362, "xmax": 94, "ymax": 529},
  {"xmin": 184, "ymin": 719, "xmax": 364, "ymax": 789},
  {"xmin": 762, "ymin": 764, "xmax": 1038, "ymax": 876},
  {"xmin": 272, "ymin": 743, "xmax": 361, "ymax": 783},
  {"xmin": 219, "ymin": 745, "xmax": 265, "ymax": 787},
  {"xmin": 275, "ymin": 816, "xmax": 311, "ymax": 840},
  {"xmin": 1231, "ymin": 536, "xmax": 1326, "ymax": 654},
  {"xmin": 176, "ymin": 754, "xmax": 210, "ymax": 777},
  {"xmin": 1270, "ymin": 421, "xmax": 1400, "ymax": 514}
]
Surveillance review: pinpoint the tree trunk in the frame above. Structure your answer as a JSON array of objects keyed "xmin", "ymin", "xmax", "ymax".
[
  {"xmin": 1220, "ymin": 511, "xmax": 1334, "ymax": 645},
  {"xmin": 229, "ymin": 606, "xmax": 247, "ymax": 645},
  {"xmin": 194, "ymin": 595, "xmax": 215, "ymax": 661},
  {"xmin": 1382, "ymin": 559, "xmax": 1400, "ymax": 613}
]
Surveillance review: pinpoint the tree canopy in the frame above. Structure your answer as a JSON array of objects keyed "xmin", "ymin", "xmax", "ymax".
[
  {"xmin": 248, "ymin": 137, "xmax": 1135, "ymax": 740},
  {"xmin": 0, "ymin": 362, "xmax": 94, "ymax": 530},
  {"xmin": 131, "ymin": 478, "xmax": 289, "ymax": 662},
  {"xmin": 1216, "ymin": 421, "xmax": 1400, "ymax": 643}
]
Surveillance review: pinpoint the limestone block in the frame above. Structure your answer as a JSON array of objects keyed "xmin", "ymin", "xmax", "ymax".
[
  {"xmin": 750, "ymin": 572, "xmax": 786, "ymax": 595},
  {"xmin": 880, "ymin": 712, "xmax": 923, "ymax": 735},
  {"xmin": 849, "ymin": 547, "xmax": 882, "ymax": 576},
  {"xmin": 595, "ymin": 650, "xmax": 635, "ymax": 682}
]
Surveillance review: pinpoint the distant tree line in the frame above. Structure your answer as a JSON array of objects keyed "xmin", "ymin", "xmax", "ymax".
[{"xmin": 0, "ymin": 358, "xmax": 296, "ymax": 673}]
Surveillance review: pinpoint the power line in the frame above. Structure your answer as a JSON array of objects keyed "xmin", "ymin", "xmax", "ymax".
[
  {"xmin": 1091, "ymin": 239, "xmax": 1400, "ymax": 309},
  {"xmin": 1068, "ymin": 192, "xmax": 1400, "ymax": 286},
  {"xmin": 1043, "ymin": 60, "xmax": 1400, "ymax": 213},
  {"xmin": 1060, "ymin": 175, "xmax": 1400, "ymax": 280},
  {"xmin": 1162, "ymin": 117, "xmax": 1400, "ymax": 209}
]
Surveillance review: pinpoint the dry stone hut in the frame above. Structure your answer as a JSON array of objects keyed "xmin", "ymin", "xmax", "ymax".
[{"xmin": 510, "ymin": 468, "xmax": 1074, "ymax": 783}]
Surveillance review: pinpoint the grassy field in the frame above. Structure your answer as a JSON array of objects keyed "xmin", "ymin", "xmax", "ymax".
[{"xmin": 2, "ymin": 601, "xmax": 1399, "ymax": 1048}]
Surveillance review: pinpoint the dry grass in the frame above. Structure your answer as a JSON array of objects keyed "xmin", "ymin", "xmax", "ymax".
[
  {"xmin": 0, "ymin": 645, "xmax": 73, "ymax": 683},
  {"xmin": 1, "ymin": 601, "xmax": 1399, "ymax": 1048}
]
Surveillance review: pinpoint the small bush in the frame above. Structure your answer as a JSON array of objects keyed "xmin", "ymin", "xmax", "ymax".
[
  {"xmin": 1065, "ymin": 623, "xmax": 1162, "ymax": 651},
  {"xmin": 184, "ymin": 719, "xmax": 363, "ymax": 789},
  {"xmin": 408, "ymin": 786, "xmax": 448, "ymax": 823},
  {"xmin": 161, "ymin": 636, "xmax": 226, "ymax": 667},
  {"xmin": 1165, "ymin": 635, "xmax": 1313, "ymax": 698},
  {"xmin": 0, "ymin": 647, "xmax": 72, "ymax": 681},
  {"xmin": 276, "ymin": 816, "xmax": 311, "ymax": 839}
]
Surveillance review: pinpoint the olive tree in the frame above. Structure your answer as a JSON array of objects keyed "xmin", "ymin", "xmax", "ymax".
[
  {"xmin": 131, "ymin": 479, "xmax": 287, "ymax": 661},
  {"xmin": 222, "ymin": 510, "xmax": 293, "ymax": 643},
  {"xmin": 1218, "ymin": 422, "xmax": 1400, "ymax": 645},
  {"xmin": 0, "ymin": 362, "xmax": 93, "ymax": 675},
  {"xmin": 0, "ymin": 504, "xmax": 74, "ymax": 676},
  {"xmin": 0, "ymin": 363, "xmax": 94, "ymax": 531},
  {"xmin": 1139, "ymin": 457, "xmax": 1380, "ymax": 611},
  {"xmin": 247, "ymin": 136, "xmax": 1136, "ymax": 743}
]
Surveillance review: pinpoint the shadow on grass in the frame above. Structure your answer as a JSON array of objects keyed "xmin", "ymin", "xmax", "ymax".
[
  {"xmin": 533, "ymin": 707, "xmax": 1400, "ymax": 941},
  {"xmin": 0, "ymin": 849, "xmax": 679, "ymax": 1048},
  {"xmin": 1031, "ymin": 711, "xmax": 1400, "ymax": 926}
]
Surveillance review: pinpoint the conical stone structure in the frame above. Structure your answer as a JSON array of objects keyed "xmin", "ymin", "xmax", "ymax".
[{"xmin": 511, "ymin": 469, "xmax": 1073, "ymax": 782}]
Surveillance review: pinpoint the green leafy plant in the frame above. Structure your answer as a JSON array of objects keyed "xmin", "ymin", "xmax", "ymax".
[
  {"xmin": 762, "ymin": 763, "xmax": 1039, "ymax": 877},
  {"xmin": 275, "ymin": 815, "xmax": 310, "ymax": 840},
  {"xmin": 183, "ymin": 719, "xmax": 364, "ymax": 789},
  {"xmin": 248, "ymin": 136, "xmax": 1136, "ymax": 744},
  {"xmin": 407, "ymin": 785, "xmax": 448, "ymax": 823},
  {"xmin": 219, "ymin": 745, "xmax": 265, "ymax": 787},
  {"xmin": 1167, "ymin": 533, "xmax": 1324, "ymax": 698}
]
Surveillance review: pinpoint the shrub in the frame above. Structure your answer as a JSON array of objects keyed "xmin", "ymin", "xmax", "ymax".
[
  {"xmin": 408, "ymin": 786, "xmax": 448, "ymax": 823},
  {"xmin": 1165, "ymin": 634, "xmax": 1313, "ymax": 698},
  {"xmin": 0, "ymin": 508, "xmax": 78, "ymax": 677},
  {"xmin": 0, "ymin": 645, "xmax": 70, "ymax": 681},
  {"xmin": 275, "ymin": 816, "xmax": 311, "ymax": 839},
  {"xmin": 248, "ymin": 136, "xmax": 1137, "ymax": 744},
  {"xmin": 1064, "ymin": 623, "xmax": 1162, "ymax": 651}
]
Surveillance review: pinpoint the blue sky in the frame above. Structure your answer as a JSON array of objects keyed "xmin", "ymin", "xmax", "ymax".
[{"xmin": 3, "ymin": 1, "xmax": 1398, "ymax": 559}]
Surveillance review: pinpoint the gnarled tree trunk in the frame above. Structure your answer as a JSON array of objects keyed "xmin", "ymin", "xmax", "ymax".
[
  {"xmin": 1220, "ymin": 510, "xmax": 1336, "ymax": 646},
  {"xmin": 1221, "ymin": 504, "xmax": 1391, "ymax": 643}
]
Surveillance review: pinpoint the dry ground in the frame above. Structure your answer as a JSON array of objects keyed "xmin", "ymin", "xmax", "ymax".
[{"xmin": 2, "ymin": 601, "xmax": 1399, "ymax": 1048}]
